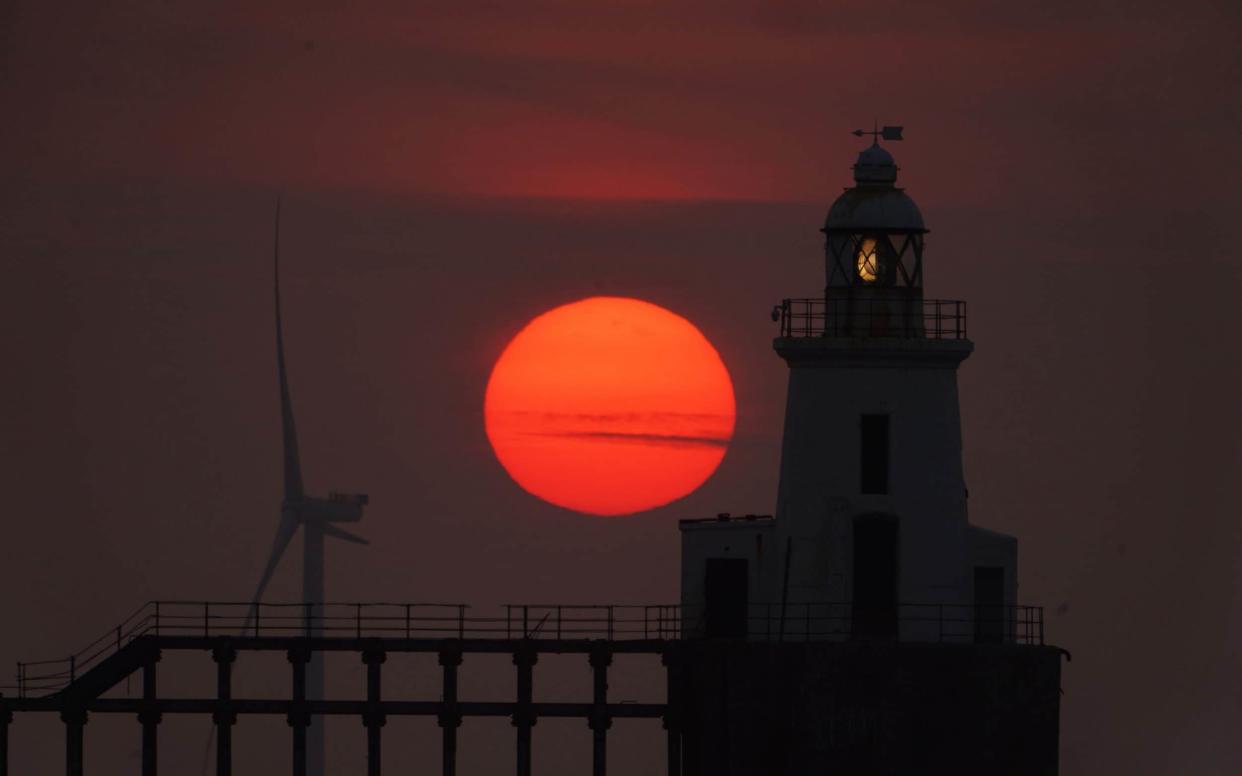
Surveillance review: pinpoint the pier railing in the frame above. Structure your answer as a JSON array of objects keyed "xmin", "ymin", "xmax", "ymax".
[
  {"xmin": 7, "ymin": 600, "xmax": 1041, "ymax": 698},
  {"xmin": 7, "ymin": 602, "xmax": 681, "ymax": 698}
]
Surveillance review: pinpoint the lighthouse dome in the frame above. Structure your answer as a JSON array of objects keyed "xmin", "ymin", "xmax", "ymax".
[
  {"xmin": 823, "ymin": 142, "xmax": 925, "ymax": 233},
  {"xmin": 853, "ymin": 143, "xmax": 897, "ymax": 183},
  {"xmin": 824, "ymin": 185, "xmax": 925, "ymax": 233}
]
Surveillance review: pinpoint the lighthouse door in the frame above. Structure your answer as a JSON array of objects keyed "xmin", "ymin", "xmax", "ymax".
[
  {"xmin": 974, "ymin": 566, "xmax": 1005, "ymax": 643},
  {"xmin": 704, "ymin": 558, "xmax": 749, "ymax": 638},
  {"xmin": 852, "ymin": 517, "xmax": 898, "ymax": 638}
]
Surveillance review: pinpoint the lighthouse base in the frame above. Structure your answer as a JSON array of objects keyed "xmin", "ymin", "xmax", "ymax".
[{"xmin": 676, "ymin": 639, "xmax": 1062, "ymax": 776}]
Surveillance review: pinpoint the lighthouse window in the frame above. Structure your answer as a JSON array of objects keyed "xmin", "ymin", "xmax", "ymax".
[
  {"xmin": 860, "ymin": 414, "xmax": 889, "ymax": 494},
  {"xmin": 856, "ymin": 236, "xmax": 880, "ymax": 283}
]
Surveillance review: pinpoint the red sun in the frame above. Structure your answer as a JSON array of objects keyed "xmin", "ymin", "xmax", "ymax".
[{"xmin": 484, "ymin": 297, "xmax": 736, "ymax": 516}]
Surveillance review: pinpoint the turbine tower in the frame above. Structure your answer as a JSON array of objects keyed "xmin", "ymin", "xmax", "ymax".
[{"xmin": 248, "ymin": 203, "xmax": 369, "ymax": 776}]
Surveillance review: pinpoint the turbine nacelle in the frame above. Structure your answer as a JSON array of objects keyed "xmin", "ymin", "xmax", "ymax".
[
  {"xmin": 329, "ymin": 491, "xmax": 369, "ymax": 512},
  {"xmin": 283, "ymin": 493, "xmax": 369, "ymax": 522}
]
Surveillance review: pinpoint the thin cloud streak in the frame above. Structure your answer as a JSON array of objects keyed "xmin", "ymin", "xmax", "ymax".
[
  {"xmin": 6, "ymin": 0, "xmax": 1233, "ymax": 206},
  {"xmin": 523, "ymin": 430, "xmax": 730, "ymax": 449},
  {"xmin": 502, "ymin": 410, "xmax": 733, "ymax": 424}
]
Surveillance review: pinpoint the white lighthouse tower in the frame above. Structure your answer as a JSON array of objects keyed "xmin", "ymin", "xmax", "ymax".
[{"xmin": 681, "ymin": 129, "xmax": 1019, "ymax": 643}]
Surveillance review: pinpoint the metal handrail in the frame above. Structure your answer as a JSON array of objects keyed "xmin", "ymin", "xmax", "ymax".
[
  {"xmin": 777, "ymin": 297, "xmax": 967, "ymax": 340},
  {"xmin": 8, "ymin": 600, "xmax": 1041, "ymax": 698},
  {"xmin": 677, "ymin": 602, "xmax": 1043, "ymax": 645}
]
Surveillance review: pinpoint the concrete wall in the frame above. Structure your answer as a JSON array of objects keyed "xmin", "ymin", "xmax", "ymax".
[
  {"xmin": 679, "ymin": 336, "xmax": 1023, "ymax": 643},
  {"xmin": 771, "ymin": 337, "xmax": 994, "ymax": 613},
  {"xmin": 969, "ymin": 525, "xmax": 1019, "ymax": 609},
  {"xmin": 679, "ymin": 518, "xmax": 777, "ymax": 636},
  {"xmin": 676, "ymin": 640, "xmax": 1062, "ymax": 776}
]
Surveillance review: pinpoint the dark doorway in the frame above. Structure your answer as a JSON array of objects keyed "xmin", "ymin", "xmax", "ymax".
[
  {"xmin": 704, "ymin": 558, "xmax": 749, "ymax": 638},
  {"xmin": 974, "ymin": 566, "xmax": 1005, "ymax": 644},
  {"xmin": 852, "ymin": 518, "xmax": 897, "ymax": 638}
]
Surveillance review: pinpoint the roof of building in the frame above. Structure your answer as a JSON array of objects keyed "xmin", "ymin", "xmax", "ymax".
[
  {"xmin": 679, "ymin": 512, "xmax": 775, "ymax": 529},
  {"xmin": 823, "ymin": 142, "xmax": 926, "ymax": 233}
]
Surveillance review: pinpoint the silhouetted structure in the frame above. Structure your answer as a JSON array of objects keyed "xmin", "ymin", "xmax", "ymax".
[
  {"xmin": 247, "ymin": 203, "xmax": 370, "ymax": 776},
  {"xmin": 677, "ymin": 129, "xmax": 1065, "ymax": 775},
  {"xmin": 0, "ymin": 133, "xmax": 1065, "ymax": 776},
  {"xmin": 1, "ymin": 602, "xmax": 685, "ymax": 776}
]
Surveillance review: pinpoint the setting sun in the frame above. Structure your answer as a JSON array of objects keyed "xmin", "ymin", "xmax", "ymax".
[{"xmin": 484, "ymin": 297, "xmax": 736, "ymax": 516}]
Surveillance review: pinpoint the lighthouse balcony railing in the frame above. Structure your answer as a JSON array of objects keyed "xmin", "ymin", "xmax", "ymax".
[{"xmin": 778, "ymin": 297, "xmax": 967, "ymax": 340}]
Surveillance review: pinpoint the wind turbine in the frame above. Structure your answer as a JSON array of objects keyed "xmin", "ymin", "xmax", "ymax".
[{"xmin": 247, "ymin": 202, "xmax": 369, "ymax": 776}]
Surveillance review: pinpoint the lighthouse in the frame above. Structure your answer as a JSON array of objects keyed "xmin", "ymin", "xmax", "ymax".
[
  {"xmin": 673, "ymin": 130, "xmax": 1062, "ymax": 776},
  {"xmin": 773, "ymin": 129, "xmax": 1017, "ymax": 639}
]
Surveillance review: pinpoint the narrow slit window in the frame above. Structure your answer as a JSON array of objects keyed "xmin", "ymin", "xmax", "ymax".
[{"xmin": 860, "ymin": 414, "xmax": 889, "ymax": 494}]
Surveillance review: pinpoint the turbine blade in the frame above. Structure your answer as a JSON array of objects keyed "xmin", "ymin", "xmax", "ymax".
[
  {"xmin": 274, "ymin": 198, "xmax": 305, "ymax": 502},
  {"xmin": 322, "ymin": 523, "xmax": 369, "ymax": 545},
  {"xmin": 242, "ymin": 511, "xmax": 301, "ymax": 632},
  {"xmin": 198, "ymin": 726, "xmax": 215, "ymax": 776}
]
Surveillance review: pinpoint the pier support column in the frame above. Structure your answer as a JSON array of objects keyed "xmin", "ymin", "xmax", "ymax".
[
  {"xmin": 437, "ymin": 645, "xmax": 463, "ymax": 776},
  {"xmin": 1, "ymin": 705, "xmax": 12, "ymax": 776},
  {"xmin": 139, "ymin": 651, "xmax": 162, "ymax": 776},
  {"xmin": 139, "ymin": 708, "xmax": 162, "ymax": 776},
  {"xmin": 362, "ymin": 648, "xmax": 386, "ymax": 776},
  {"xmin": 287, "ymin": 648, "xmax": 310, "ymax": 776},
  {"xmin": 61, "ymin": 708, "xmax": 86, "ymax": 776},
  {"xmin": 212, "ymin": 646, "xmax": 237, "ymax": 776},
  {"xmin": 662, "ymin": 646, "xmax": 684, "ymax": 776},
  {"xmin": 588, "ymin": 646, "xmax": 612, "ymax": 776},
  {"xmin": 512, "ymin": 647, "xmax": 538, "ymax": 776}
]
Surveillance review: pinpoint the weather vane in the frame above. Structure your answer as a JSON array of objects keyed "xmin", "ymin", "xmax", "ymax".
[{"xmin": 852, "ymin": 123, "xmax": 904, "ymax": 142}]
